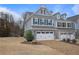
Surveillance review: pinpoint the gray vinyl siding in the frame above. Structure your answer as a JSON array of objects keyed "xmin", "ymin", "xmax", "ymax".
[{"xmin": 25, "ymin": 18, "xmax": 32, "ymax": 31}]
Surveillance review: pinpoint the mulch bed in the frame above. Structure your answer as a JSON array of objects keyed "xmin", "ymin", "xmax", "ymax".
[{"xmin": 21, "ymin": 41, "xmax": 41, "ymax": 45}]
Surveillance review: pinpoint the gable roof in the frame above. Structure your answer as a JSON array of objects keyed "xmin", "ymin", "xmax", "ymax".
[
  {"xmin": 67, "ymin": 15, "xmax": 79, "ymax": 21},
  {"xmin": 35, "ymin": 5, "xmax": 52, "ymax": 15}
]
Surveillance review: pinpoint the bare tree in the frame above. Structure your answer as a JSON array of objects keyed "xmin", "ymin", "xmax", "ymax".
[
  {"xmin": 0, "ymin": 12, "xmax": 24, "ymax": 37},
  {"xmin": 0, "ymin": 12, "xmax": 10, "ymax": 37},
  {"xmin": 22, "ymin": 13, "xmax": 27, "ymax": 36}
]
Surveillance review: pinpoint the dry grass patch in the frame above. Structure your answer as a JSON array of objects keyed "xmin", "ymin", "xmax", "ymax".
[
  {"xmin": 0, "ymin": 37, "xmax": 63, "ymax": 55},
  {"xmin": 40, "ymin": 40, "xmax": 79, "ymax": 55}
]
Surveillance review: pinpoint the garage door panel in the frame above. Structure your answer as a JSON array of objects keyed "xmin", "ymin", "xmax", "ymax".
[
  {"xmin": 36, "ymin": 31, "xmax": 54, "ymax": 40},
  {"xmin": 60, "ymin": 33, "xmax": 75, "ymax": 40}
]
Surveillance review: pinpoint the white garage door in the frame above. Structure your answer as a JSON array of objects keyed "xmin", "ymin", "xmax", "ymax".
[
  {"xmin": 70, "ymin": 34, "xmax": 75, "ymax": 40},
  {"xmin": 36, "ymin": 31, "xmax": 54, "ymax": 40},
  {"xmin": 60, "ymin": 33, "xmax": 75, "ymax": 40},
  {"xmin": 60, "ymin": 33, "xmax": 67, "ymax": 40}
]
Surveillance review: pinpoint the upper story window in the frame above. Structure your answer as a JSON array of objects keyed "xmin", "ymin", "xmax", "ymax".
[
  {"xmin": 33, "ymin": 18, "xmax": 53, "ymax": 26},
  {"xmin": 57, "ymin": 22, "xmax": 62, "ymax": 27},
  {"xmin": 40, "ymin": 9, "xmax": 46, "ymax": 15},
  {"xmin": 44, "ymin": 10, "xmax": 45, "ymax": 14},
  {"xmin": 44, "ymin": 19, "xmax": 48, "ymax": 25},
  {"xmin": 67, "ymin": 23, "xmax": 72, "ymax": 27},
  {"xmin": 57, "ymin": 22, "xmax": 66, "ymax": 27},
  {"xmin": 57, "ymin": 15, "xmax": 60, "ymax": 19},
  {"xmin": 48, "ymin": 19, "xmax": 52, "ymax": 25},
  {"xmin": 57, "ymin": 22, "xmax": 73, "ymax": 28},
  {"xmin": 39, "ymin": 19, "xmax": 44, "ymax": 25},
  {"xmin": 33, "ymin": 18, "xmax": 38, "ymax": 24},
  {"xmin": 54, "ymin": 13, "xmax": 60, "ymax": 19},
  {"xmin": 62, "ymin": 23, "xmax": 66, "ymax": 27},
  {"xmin": 36, "ymin": 6, "xmax": 50, "ymax": 15},
  {"xmin": 61, "ymin": 13, "xmax": 67, "ymax": 20},
  {"xmin": 40, "ymin": 9, "xmax": 43, "ymax": 14}
]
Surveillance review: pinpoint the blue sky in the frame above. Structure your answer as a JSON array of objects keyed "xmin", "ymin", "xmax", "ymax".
[{"xmin": 0, "ymin": 4, "xmax": 79, "ymax": 17}]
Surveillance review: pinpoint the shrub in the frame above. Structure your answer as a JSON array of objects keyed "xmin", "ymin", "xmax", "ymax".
[
  {"xmin": 72, "ymin": 39, "xmax": 77, "ymax": 44},
  {"xmin": 62, "ymin": 39, "xmax": 65, "ymax": 42},
  {"xmin": 66, "ymin": 38, "xmax": 70, "ymax": 43},
  {"xmin": 24, "ymin": 30, "xmax": 34, "ymax": 42}
]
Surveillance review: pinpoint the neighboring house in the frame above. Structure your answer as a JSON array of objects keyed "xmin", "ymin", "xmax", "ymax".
[
  {"xmin": 24, "ymin": 6, "xmax": 75, "ymax": 40},
  {"xmin": 67, "ymin": 15, "xmax": 79, "ymax": 39}
]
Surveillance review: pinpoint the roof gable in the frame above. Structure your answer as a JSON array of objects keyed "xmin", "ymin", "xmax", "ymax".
[
  {"xmin": 35, "ymin": 5, "xmax": 52, "ymax": 15},
  {"xmin": 67, "ymin": 15, "xmax": 79, "ymax": 21}
]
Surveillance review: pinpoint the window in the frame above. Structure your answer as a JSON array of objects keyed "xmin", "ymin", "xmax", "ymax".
[
  {"xmin": 37, "ymin": 32, "xmax": 40, "ymax": 34},
  {"xmin": 50, "ymin": 32, "xmax": 53, "ymax": 34},
  {"xmin": 62, "ymin": 23, "xmax": 66, "ymax": 27},
  {"xmin": 61, "ymin": 14, "xmax": 67, "ymax": 19},
  {"xmin": 33, "ymin": 18, "xmax": 53, "ymax": 26},
  {"xmin": 42, "ymin": 32, "xmax": 45, "ymax": 34},
  {"xmin": 33, "ymin": 18, "xmax": 38, "ymax": 24},
  {"xmin": 67, "ymin": 23, "xmax": 72, "ymax": 27},
  {"xmin": 48, "ymin": 20, "xmax": 52, "ymax": 25},
  {"xmin": 63, "ymin": 15, "xmax": 66, "ymax": 19},
  {"xmin": 41, "ymin": 9, "xmax": 46, "ymax": 14},
  {"xmin": 38, "ymin": 19, "xmax": 40, "ymax": 25},
  {"xmin": 40, "ymin": 19, "xmax": 44, "ymax": 25},
  {"xmin": 47, "ymin": 19, "xmax": 49, "ymax": 25},
  {"xmin": 44, "ymin": 10, "xmax": 45, "ymax": 14},
  {"xmin": 57, "ymin": 22, "xmax": 66, "ymax": 27},
  {"xmin": 57, "ymin": 22, "xmax": 61, "ymax": 27},
  {"xmin": 46, "ymin": 32, "xmax": 49, "ymax": 34},
  {"xmin": 41, "ymin": 10, "xmax": 43, "ymax": 14},
  {"xmin": 57, "ymin": 15, "xmax": 60, "ymax": 19},
  {"xmin": 44, "ymin": 19, "xmax": 47, "ymax": 25}
]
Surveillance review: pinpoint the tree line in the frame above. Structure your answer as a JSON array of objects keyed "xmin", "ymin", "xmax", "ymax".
[{"xmin": 0, "ymin": 12, "xmax": 24, "ymax": 37}]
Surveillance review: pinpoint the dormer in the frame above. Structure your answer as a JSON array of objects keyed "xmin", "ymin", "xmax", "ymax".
[
  {"xmin": 61, "ymin": 13, "xmax": 67, "ymax": 20},
  {"xmin": 35, "ymin": 5, "xmax": 51, "ymax": 15},
  {"xmin": 53, "ymin": 12, "xmax": 61, "ymax": 19}
]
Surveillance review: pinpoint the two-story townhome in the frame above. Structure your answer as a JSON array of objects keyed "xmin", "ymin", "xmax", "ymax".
[
  {"xmin": 24, "ymin": 6, "xmax": 75, "ymax": 40},
  {"xmin": 67, "ymin": 15, "xmax": 79, "ymax": 39}
]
